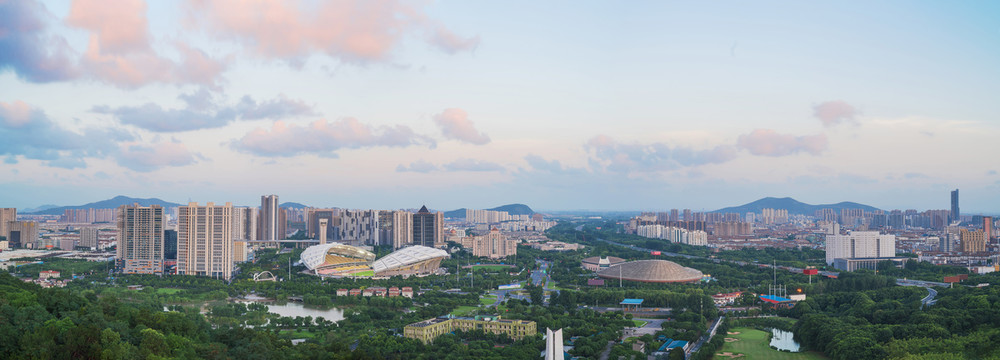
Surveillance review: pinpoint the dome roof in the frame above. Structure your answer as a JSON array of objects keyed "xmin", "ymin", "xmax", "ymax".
[
  {"xmin": 582, "ymin": 256, "xmax": 626, "ymax": 266},
  {"xmin": 300, "ymin": 243, "xmax": 376, "ymax": 270},
  {"xmin": 372, "ymin": 245, "xmax": 449, "ymax": 273},
  {"xmin": 596, "ymin": 259, "xmax": 703, "ymax": 283}
]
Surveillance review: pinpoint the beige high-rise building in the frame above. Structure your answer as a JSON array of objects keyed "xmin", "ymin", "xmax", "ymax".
[
  {"xmin": 80, "ymin": 227, "xmax": 99, "ymax": 249},
  {"xmin": 6, "ymin": 221, "xmax": 38, "ymax": 248},
  {"xmin": 259, "ymin": 195, "xmax": 283, "ymax": 240},
  {"xmin": 461, "ymin": 228, "xmax": 517, "ymax": 259},
  {"xmin": 178, "ymin": 202, "xmax": 234, "ymax": 280},
  {"xmin": 0, "ymin": 208, "xmax": 16, "ymax": 244},
  {"xmin": 117, "ymin": 204, "xmax": 165, "ymax": 275},
  {"xmin": 232, "ymin": 207, "xmax": 258, "ymax": 241},
  {"xmin": 961, "ymin": 229, "xmax": 986, "ymax": 253},
  {"xmin": 380, "ymin": 210, "xmax": 413, "ymax": 249}
]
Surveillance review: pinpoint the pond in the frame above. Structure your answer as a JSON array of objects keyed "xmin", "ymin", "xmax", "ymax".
[
  {"xmin": 234, "ymin": 299, "xmax": 346, "ymax": 323},
  {"xmin": 166, "ymin": 298, "xmax": 347, "ymax": 324},
  {"xmin": 769, "ymin": 328, "xmax": 801, "ymax": 352}
]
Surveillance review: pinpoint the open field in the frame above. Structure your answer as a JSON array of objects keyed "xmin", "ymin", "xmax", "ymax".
[
  {"xmin": 715, "ymin": 327, "xmax": 826, "ymax": 360},
  {"xmin": 480, "ymin": 295, "xmax": 498, "ymax": 306},
  {"xmin": 279, "ymin": 330, "xmax": 317, "ymax": 339},
  {"xmin": 450, "ymin": 306, "xmax": 478, "ymax": 316},
  {"xmin": 156, "ymin": 288, "xmax": 184, "ymax": 295}
]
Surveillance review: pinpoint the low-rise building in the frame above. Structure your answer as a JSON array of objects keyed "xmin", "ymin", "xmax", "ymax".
[
  {"xmin": 336, "ymin": 289, "xmax": 348, "ymax": 296},
  {"xmin": 404, "ymin": 315, "xmax": 536, "ymax": 344},
  {"xmin": 402, "ymin": 287, "xmax": 414, "ymax": 298}
]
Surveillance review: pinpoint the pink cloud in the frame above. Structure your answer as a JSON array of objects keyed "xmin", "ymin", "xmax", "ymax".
[
  {"xmin": 433, "ymin": 108, "xmax": 490, "ymax": 145},
  {"xmin": 234, "ymin": 118, "xmax": 434, "ymax": 157},
  {"xmin": 188, "ymin": 0, "xmax": 478, "ymax": 64},
  {"xmin": 813, "ymin": 100, "xmax": 859, "ymax": 127},
  {"xmin": 0, "ymin": 100, "xmax": 34, "ymax": 128},
  {"xmin": 736, "ymin": 129, "xmax": 827, "ymax": 156},
  {"xmin": 67, "ymin": 0, "xmax": 151, "ymax": 54},
  {"xmin": 116, "ymin": 140, "xmax": 198, "ymax": 172},
  {"xmin": 65, "ymin": 0, "xmax": 227, "ymax": 88}
]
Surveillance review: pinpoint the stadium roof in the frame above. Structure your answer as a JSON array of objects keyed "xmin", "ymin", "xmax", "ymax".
[
  {"xmin": 300, "ymin": 243, "xmax": 375, "ymax": 270},
  {"xmin": 372, "ymin": 245, "xmax": 449, "ymax": 273},
  {"xmin": 596, "ymin": 259, "xmax": 703, "ymax": 283}
]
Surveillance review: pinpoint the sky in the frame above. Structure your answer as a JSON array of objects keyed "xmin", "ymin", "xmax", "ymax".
[{"xmin": 1, "ymin": 1, "xmax": 999, "ymax": 213}]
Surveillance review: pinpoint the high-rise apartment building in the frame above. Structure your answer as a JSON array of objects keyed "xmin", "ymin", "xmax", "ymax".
[
  {"xmin": 79, "ymin": 227, "xmax": 99, "ymax": 249},
  {"xmin": 683, "ymin": 209, "xmax": 692, "ymax": 221},
  {"xmin": 825, "ymin": 231, "xmax": 896, "ymax": 265},
  {"xmin": 116, "ymin": 204, "xmax": 165, "ymax": 275},
  {"xmin": 413, "ymin": 205, "xmax": 443, "ymax": 247},
  {"xmin": 232, "ymin": 207, "xmax": 258, "ymax": 240},
  {"xmin": 260, "ymin": 195, "xmax": 282, "ymax": 240},
  {"xmin": 379, "ymin": 210, "xmax": 413, "ymax": 249},
  {"xmin": 178, "ymin": 202, "xmax": 234, "ymax": 280},
  {"xmin": 460, "ymin": 228, "xmax": 517, "ymax": 259},
  {"xmin": 951, "ymin": 189, "xmax": 960, "ymax": 223},
  {"xmin": 339, "ymin": 209, "xmax": 379, "ymax": 246},
  {"xmin": 960, "ymin": 229, "xmax": 985, "ymax": 253},
  {"xmin": 0, "ymin": 208, "xmax": 16, "ymax": 243},
  {"xmin": 669, "ymin": 209, "xmax": 679, "ymax": 222},
  {"xmin": 6, "ymin": 221, "xmax": 37, "ymax": 248},
  {"xmin": 984, "ymin": 216, "xmax": 994, "ymax": 243},
  {"xmin": 307, "ymin": 208, "xmax": 340, "ymax": 242}
]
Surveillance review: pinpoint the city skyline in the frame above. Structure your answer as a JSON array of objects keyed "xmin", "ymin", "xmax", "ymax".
[{"xmin": 2, "ymin": 1, "xmax": 999, "ymax": 212}]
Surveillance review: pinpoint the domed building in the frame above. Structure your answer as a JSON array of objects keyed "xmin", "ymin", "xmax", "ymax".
[
  {"xmin": 581, "ymin": 256, "xmax": 627, "ymax": 271},
  {"xmin": 373, "ymin": 245, "xmax": 450, "ymax": 277},
  {"xmin": 596, "ymin": 259, "xmax": 703, "ymax": 283},
  {"xmin": 300, "ymin": 243, "xmax": 376, "ymax": 276}
]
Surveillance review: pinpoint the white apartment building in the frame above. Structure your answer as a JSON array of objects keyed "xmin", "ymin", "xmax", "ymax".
[{"xmin": 825, "ymin": 231, "xmax": 896, "ymax": 265}]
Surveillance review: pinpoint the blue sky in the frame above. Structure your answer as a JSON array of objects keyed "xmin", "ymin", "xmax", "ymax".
[{"xmin": 1, "ymin": 1, "xmax": 998, "ymax": 212}]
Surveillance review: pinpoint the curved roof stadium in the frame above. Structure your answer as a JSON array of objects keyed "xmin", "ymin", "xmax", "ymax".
[
  {"xmin": 373, "ymin": 245, "xmax": 449, "ymax": 276},
  {"xmin": 596, "ymin": 260, "xmax": 703, "ymax": 283},
  {"xmin": 581, "ymin": 256, "xmax": 627, "ymax": 271},
  {"xmin": 300, "ymin": 243, "xmax": 376, "ymax": 273}
]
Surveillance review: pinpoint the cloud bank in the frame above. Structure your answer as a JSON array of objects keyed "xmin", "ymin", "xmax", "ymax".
[
  {"xmin": 234, "ymin": 118, "xmax": 434, "ymax": 157},
  {"xmin": 585, "ymin": 135, "xmax": 737, "ymax": 173},
  {"xmin": 94, "ymin": 91, "xmax": 316, "ymax": 132},
  {"xmin": 736, "ymin": 129, "xmax": 828, "ymax": 156},
  {"xmin": 188, "ymin": 0, "xmax": 479, "ymax": 65}
]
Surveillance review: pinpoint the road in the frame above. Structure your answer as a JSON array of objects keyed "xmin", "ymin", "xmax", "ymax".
[
  {"xmin": 687, "ymin": 316, "xmax": 724, "ymax": 356},
  {"xmin": 921, "ymin": 287, "xmax": 938, "ymax": 308}
]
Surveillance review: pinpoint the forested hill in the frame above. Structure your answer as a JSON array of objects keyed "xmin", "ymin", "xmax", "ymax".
[
  {"xmin": 711, "ymin": 197, "xmax": 880, "ymax": 215},
  {"xmin": 444, "ymin": 204, "xmax": 535, "ymax": 218}
]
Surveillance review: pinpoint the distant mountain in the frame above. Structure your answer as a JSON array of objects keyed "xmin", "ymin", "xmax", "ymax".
[
  {"xmin": 28, "ymin": 195, "xmax": 184, "ymax": 215},
  {"xmin": 21, "ymin": 204, "xmax": 58, "ymax": 213},
  {"xmin": 280, "ymin": 202, "xmax": 310, "ymax": 209},
  {"xmin": 711, "ymin": 197, "xmax": 881, "ymax": 215},
  {"xmin": 444, "ymin": 204, "xmax": 535, "ymax": 218}
]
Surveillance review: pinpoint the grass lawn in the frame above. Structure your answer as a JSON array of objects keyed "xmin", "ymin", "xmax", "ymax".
[
  {"xmin": 450, "ymin": 306, "xmax": 478, "ymax": 316},
  {"xmin": 480, "ymin": 295, "xmax": 498, "ymax": 306},
  {"xmin": 155, "ymin": 288, "xmax": 183, "ymax": 295},
  {"xmin": 279, "ymin": 329, "xmax": 317, "ymax": 339},
  {"xmin": 352, "ymin": 270, "xmax": 375, "ymax": 277},
  {"xmin": 716, "ymin": 327, "xmax": 826, "ymax": 360},
  {"xmin": 632, "ymin": 319, "xmax": 647, "ymax": 327}
]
